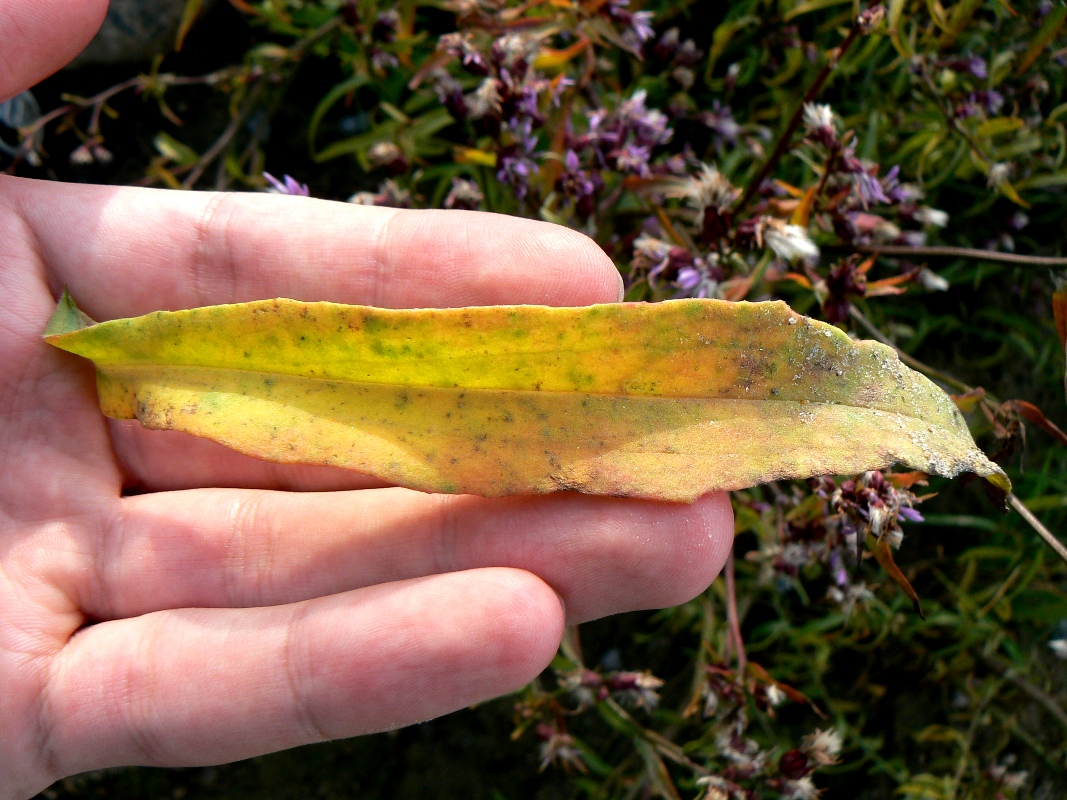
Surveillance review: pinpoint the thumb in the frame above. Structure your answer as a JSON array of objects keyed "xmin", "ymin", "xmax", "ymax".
[{"xmin": 0, "ymin": 0, "xmax": 109, "ymax": 101}]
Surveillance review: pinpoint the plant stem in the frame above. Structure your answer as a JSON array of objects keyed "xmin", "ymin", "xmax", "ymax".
[
  {"xmin": 1008, "ymin": 493, "xmax": 1067, "ymax": 567},
  {"xmin": 723, "ymin": 549, "xmax": 746, "ymax": 679},
  {"xmin": 733, "ymin": 19, "xmax": 865, "ymax": 215},
  {"xmin": 837, "ymin": 244, "xmax": 1067, "ymax": 267},
  {"xmin": 981, "ymin": 651, "xmax": 1067, "ymax": 730}
]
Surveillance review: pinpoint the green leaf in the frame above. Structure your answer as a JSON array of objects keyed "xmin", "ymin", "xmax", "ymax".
[{"xmin": 44, "ymin": 296, "xmax": 1009, "ymax": 501}]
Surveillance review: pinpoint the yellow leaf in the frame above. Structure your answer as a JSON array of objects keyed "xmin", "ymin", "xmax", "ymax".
[
  {"xmin": 975, "ymin": 116, "xmax": 1025, "ymax": 138},
  {"xmin": 44, "ymin": 293, "xmax": 1010, "ymax": 502},
  {"xmin": 1016, "ymin": 4, "xmax": 1067, "ymax": 76},
  {"xmin": 790, "ymin": 186, "xmax": 818, "ymax": 228},
  {"xmin": 175, "ymin": 0, "xmax": 203, "ymax": 52},
  {"xmin": 453, "ymin": 146, "xmax": 498, "ymax": 167}
]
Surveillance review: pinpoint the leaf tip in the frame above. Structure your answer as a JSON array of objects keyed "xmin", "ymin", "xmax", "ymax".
[{"xmin": 43, "ymin": 289, "xmax": 95, "ymax": 340}]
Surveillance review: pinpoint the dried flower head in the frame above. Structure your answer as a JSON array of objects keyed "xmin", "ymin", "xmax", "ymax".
[
  {"xmin": 466, "ymin": 78, "xmax": 502, "ymax": 120},
  {"xmin": 759, "ymin": 218, "xmax": 820, "ymax": 262},
  {"xmin": 801, "ymin": 728, "xmax": 843, "ymax": 766},
  {"xmin": 913, "ymin": 206, "xmax": 949, "ymax": 227},
  {"xmin": 444, "ymin": 177, "xmax": 484, "ymax": 210},
  {"xmin": 680, "ymin": 163, "xmax": 739, "ymax": 214},
  {"xmin": 802, "ymin": 103, "xmax": 835, "ymax": 137}
]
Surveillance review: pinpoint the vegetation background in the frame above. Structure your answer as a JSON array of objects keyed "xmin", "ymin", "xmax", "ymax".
[{"xmin": 8, "ymin": 0, "xmax": 1067, "ymax": 797}]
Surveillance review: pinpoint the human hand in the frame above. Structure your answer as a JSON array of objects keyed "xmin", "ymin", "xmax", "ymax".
[{"xmin": 0, "ymin": 4, "xmax": 733, "ymax": 798}]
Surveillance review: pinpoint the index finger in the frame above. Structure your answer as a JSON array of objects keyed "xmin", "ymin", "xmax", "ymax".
[{"xmin": 2, "ymin": 177, "xmax": 623, "ymax": 318}]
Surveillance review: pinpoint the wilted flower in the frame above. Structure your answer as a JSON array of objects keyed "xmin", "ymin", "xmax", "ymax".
[
  {"xmin": 466, "ymin": 77, "xmax": 502, "ymax": 119},
  {"xmin": 715, "ymin": 729, "xmax": 768, "ymax": 775},
  {"xmin": 264, "ymin": 172, "xmax": 310, "ymax": 196},
  {"xmin": 913, "ymin": 206, "xmax": 948, "ymax": 227},
  {"xmin": 802, "ymin": 103, "xmax": 837, "ymax": 147},
  {"xmin": 917, "ymin": 267, "xmax": 949, "ymax": 292},
  {"xmin": 347, "ymin": 179, "xmax": 411, "ymax": 207},
  {"xmin": 801, "ymin": 728, "xmax": 842, "ymax": 766},
  {"xmin": 802, "ymin": 103, "xmax": 835, "ymax": 134},
  {"xmin": 694, "ymin": 775, "xmax": 733, "ymax": 800},
  {"xmin": 632, "ymin": 233, "xmax": 673, "ymax": 272},
  {"xmin": 827, "ymin": 582, "xmax": 875, "ymax": 618},
  {"xmin": 366, "ymin": 141, "xmax": 408, "ymax": 174},
  {"xmin": 439, "ymin": 31, "xmax": 489, "ymax": 74},
  {"xmin": 444, "ymin": 177, "xmax": 484, "ymax": 210},
  {"xmin": 607, "ymin": 670, "xmax": 664, "ymax": 710},
  {"xmin": 856, "ymin": 4, "xmax": 886, "ymax": 32},
  {"xmin": 536, "ymin": 724, "xmax": 587, "ymax": 773},
  {"xmin": 765, "ymin": 684, "xmax": 786, "ymax": 707},
  {"xmin": 986, "ymin": 761, "xmax": 1029, "ymax": 791},
  {"xmin": 760, "ymin": 218, "xmax": 820, "ymax": 262},
  {"xmin": 70, "ymin": 138, "xmax": 113, "ymax": 166},
  {"xmin": 987, "ymin": 161, "xmax": 1012, "ymax": 187},
  {"xmin": 780, "ymin": 776, "xmax": 820, "ymax": 800},
  {"xmin": 779, "ymin": 749, "xmax": 812, "ymax": 780},
  {"xmin": 681, "ymin": 163, "xmax": 739, "ymax": 214},
  {"xmin": 492, "ymin": 33, "xmax": 539, "ymax": 69}
]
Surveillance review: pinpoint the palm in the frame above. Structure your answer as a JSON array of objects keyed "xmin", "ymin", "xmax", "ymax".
[{"xmin": 0, "ymin": 180, "xmax": 732, "ymax": 798}]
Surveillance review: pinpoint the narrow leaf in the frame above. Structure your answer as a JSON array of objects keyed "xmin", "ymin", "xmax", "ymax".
[
  {"xmin": 44, "ymin": 296, "xmax": 1010, "ymax": 502},
  {"xmin": 175, "ymin": 0, "xmax": 203, "ymax": 52},
  {"xmin": 871, "ymin": 537, "xmax": 925, "ymax": 619},
  {"xmin": 1004, "ymin": 400, "xmax": 1067, "ymax": 447}
]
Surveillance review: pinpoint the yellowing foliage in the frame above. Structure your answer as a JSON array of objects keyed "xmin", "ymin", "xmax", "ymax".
[{"xmin": 44, "ymin": 292, "xmax": 1008, "ymax": 501}]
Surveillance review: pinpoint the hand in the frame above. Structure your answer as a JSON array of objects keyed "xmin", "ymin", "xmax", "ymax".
[{"xmin": 0, "ymin": 5, "xmax": 733, "ymax": 798}]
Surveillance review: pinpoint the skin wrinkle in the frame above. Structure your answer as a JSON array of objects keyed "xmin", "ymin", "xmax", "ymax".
[
  {"xmin": 282, "ymin": 602, "xmax": 330, "ymax": 743},
  {"xmin": 367, "ymin": 206, "xmax": 401, "ymax": 309},
  {"xmin": 33, "ymin": 648, "xmax": 62, "ymax": 787},
  {"xmin": 190, "ymin": 192, "xmax": 240, "ymax": 308},
  {"xmin": 429, "ymin": 494, "xmax": 465, "ymax": 577},
  {"xmin": 115, "ymin": 613, "xmax": 171, "ymax": 766},
  {"xmin": 225, "ymin": 491, "xmax": 269, "ymax": 609},
  {"xmin": 91, "ymin": 499, "xmax": 128, "ymax": 622}
]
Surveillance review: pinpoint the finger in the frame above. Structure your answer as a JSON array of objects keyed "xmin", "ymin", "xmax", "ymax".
[
  {"xmin": 0, "ymin": 0, "xmax": 108, "ymax": 101},
  {"xmin": 4, "ymin": 178, "xmax": 623, "ymax": 321},
  {"xmin": 83, "ymin": 488, "xmax": 732, "ymax": 624},
  {"xmin": 43, "ymin": 569, "xmax": 564, "ymax": 775},
  {"xmin": 110, "ymin": 421, "xmax": 389, "ymax": 492}
]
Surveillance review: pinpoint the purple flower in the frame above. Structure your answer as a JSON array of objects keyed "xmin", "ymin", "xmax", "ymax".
[
  {"xmin": 612, "ymin": 142, "xmax": 651, "ymax": 176},
  {"xmin": 898, "ymin": 506, "xmax": 924, "ymax": 524},
  {"xmin": 556, "ymin": 149, "xmax": 601, "ymax": 217},
  {"xmin": 629, "ymin": 10, "xmax": 655, "ymax": 44},
  {"xmin": 966, "ymin": 55, "xmax": 988, "ymax": 79},
  {"xmin": 263, "ymin": 172, "xmax": 309, "ymax": 196},
  {"xmin": 982, "ymin": 90, "xmax": 1005, "ymax": 114},
  {"xmin": 852, "ymin": 170, "xmax": 889, "ymax": 207},
  {"xmin": 438, "ymin": 32, "xmax": 489, "ymax": 75},
  {"xmin": 605, "ymin": 0, "xmax": 655, "ymax": 51},
  {"xmin": 497, "ymin": 123, "xmax": 540, "ymax": 200},
  {"xmin": 828, "ymin": 549, "xmax": 849, "ymax": 587},
  {"xmin": 550, "ymin": 76, "xmax": 574, "ymax": 107},
  {"xmin": 697, "ymin": 102, "xmax": 741, "ymax": 149},
  {"xmin": 673, "ymin": 262, "xmax": 719, "ymax": 298}
]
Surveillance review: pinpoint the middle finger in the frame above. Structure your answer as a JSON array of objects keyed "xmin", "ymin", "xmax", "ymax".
[{"xmin": 83, "ymin": 487, "xmax": 732, "ymax": 624}]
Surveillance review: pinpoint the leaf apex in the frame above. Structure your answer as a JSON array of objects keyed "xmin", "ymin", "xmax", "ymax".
[{"xmin": 43, "ymin": 289, "xmax": 96, "ymax": 339}]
